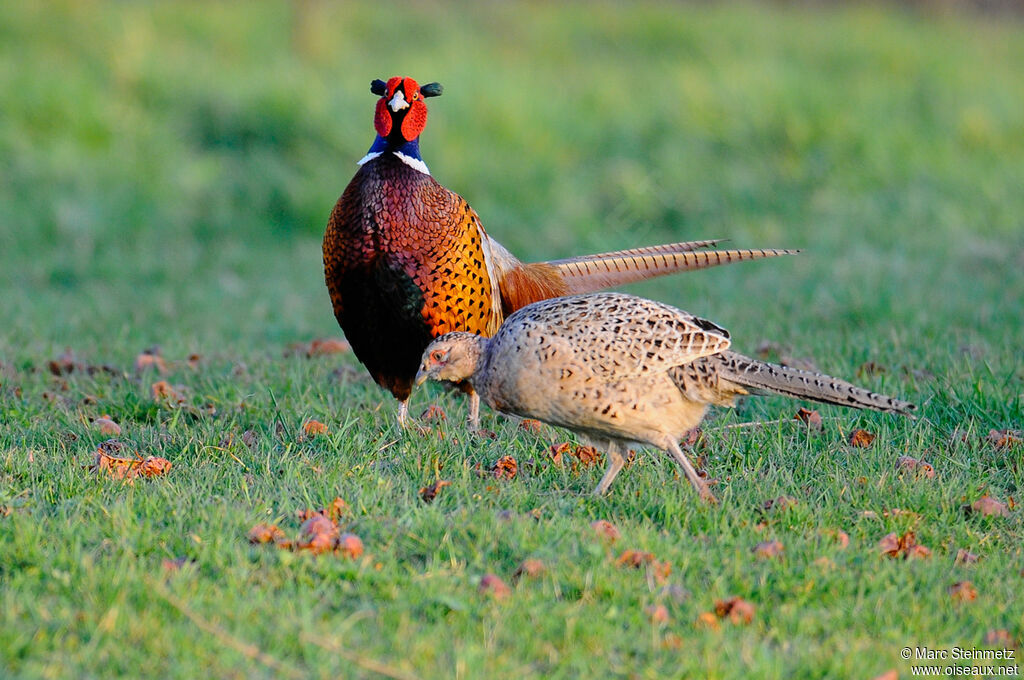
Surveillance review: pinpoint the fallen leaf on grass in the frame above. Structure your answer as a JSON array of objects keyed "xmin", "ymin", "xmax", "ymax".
[
  {"xmin": 954, "ymin": 549, "xmax": 980, "ymax": 565},
  {"xmin": 793, "ymin": 408, "xmax": 823, "ymax": 430},
  {"xmin": 644, "ymin": 604, "xmax": 670, "ymax": 624},
  {"xmin": 760, "ymin": 496, "xmax": 799, "ymax": 514},
  {"xmin": 307, "ymin": 338, "xmax": 350, "ymax": 357},
  {"xmin": 694, "ymin": 611, "xmax": 720, "ymax": 630},
  {"xmin": 590, "ymin": 520, "xmax": 621, "ymax": 543},
  {"xmin": 964, "ymin": 496, "xmax": 1010, "ymax": 518},
  {"xmin": 948, "ymin": 581, "xmax": 978, "ymax": 602},
  {"xmin": 135, "ymin": 347, "xmax": 168, "ymax": 374},
  {"xmin": 93, "ymin": 417, "xmax": 121, "ymax": 436},
  {"xmin": 986, "ymin": 429, "xmax": 1022, "ymax": 450},
  {"xmin": 419, "ymin": 480, "xmax": 451, "ymax": 503},
  {"xmin": 878, "ymin": 531, "xmax": 931, "ymax": 560},
  {"xmin": 513, "ymin": 559, "xmax": 546, "ymax": 582},
  {"xmin": 151, "ymin": 380, "xmax": 185, "ymax": 403},
  {"xmin": 849, "ymin": 429, "xmax": 876, "ymax": 447},
  {"xmin": 162, "ymin": 557, "xmax": 191, "ymax": 573},
  {"xmin": 573, "ymin": 446, "xmax": 602, "ymax": 468},
  {"xmin": 984, "ymin": 629, "xmax": 1016, "ymax": 646},
  {"xmin": 681, "ymin": 428, "xmax": 704, "ymax": 448},
  {"xmin": 296, "ymin": 497, "xmax": 351, "ymax": 523},
  {"xmin": 491, "ymin": 456, "xmax": 518, "ymax": 480},
  {"xmin": 752, "ymin": 540, "xmax": 784, "ymax": 559},
  {"xmin": 519, "ymin": 419, "xmax": 543, "ymax": 433},
  {"xmin": 420, "ymin": 405, "xmax": 447, "ymax": 423},
  {"xmin": 302, "ymin": 420, "xmax": 329, "ymax": 436},
  {"xmin": 337, "ymin": 533, "xmax": 364, "ymax": 559},
  {"xmin": 713, "ymin": 596, "xmax": 755, "ymax": 625},
  {"xmin": 248, "ymin": 524, "xmax": 287, "ymax": 545},
  {"xmin": 91, "ymin": 443, "xmax": 171, "ymax": 483},
  {"xmin": 547, "ymin": 442, "xmax": 604, "ymax": 470},
  {"xmin": 478, "ymin": 574, "xmax": 511, "ymax": 600},
  {"xmin": 821, "ymin": 529, "xmax": 850, "ymax": 549},
  {"xmin": 297, "ymin": 515, "xmax": 340, "ymax": 554},
  {"xmin": 615, "ymin": 550, "xmax": 670, "ymax": 583},
  {"xmin": 896, "ymin": 456, "xmax": 936, "ymax": 479},
  {"xmin": 48, "ymin": 349, "xmax": 84, "ymax": 375},
  {"xmin": 616, "ymin": 550, "xmax": 656, "ymax": 568}
]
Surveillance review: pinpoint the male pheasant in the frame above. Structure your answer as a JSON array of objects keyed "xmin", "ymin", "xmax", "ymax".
[
  {"xmin": 323, "ymin": 76, "xmax": 797, "ymax": 428},
  {"xmin": 415, "ymin": 292, "xmax": 915, "ymax": 502}
]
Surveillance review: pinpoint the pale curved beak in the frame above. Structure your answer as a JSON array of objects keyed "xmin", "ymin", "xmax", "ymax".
[
  {"xmin": 388, "ymin": 90, "xmax": 409, "ymax": 112},
  {"xmin": 414, "ymin": 366, "xmax": 428, "ymax": 386}
]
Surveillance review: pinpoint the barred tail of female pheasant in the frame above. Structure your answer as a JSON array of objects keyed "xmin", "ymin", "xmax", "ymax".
[
  {"xmin": 714, "ymin": 351, "xmax": 916, "ymax": 415},
  {"xmin": 547, "ymin": 243, "xmax": 800, "ymax": 295}
]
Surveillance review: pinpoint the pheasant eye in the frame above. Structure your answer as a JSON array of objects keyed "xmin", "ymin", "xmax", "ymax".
[{"xmin": 430, "ymin": 350, "xmax": 445, "ymax": 363}]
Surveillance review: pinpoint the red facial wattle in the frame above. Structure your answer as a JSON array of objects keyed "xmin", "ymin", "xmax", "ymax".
[{"xmin": 373, "ymin": 76, "xmax": 428, "ymax": 142}]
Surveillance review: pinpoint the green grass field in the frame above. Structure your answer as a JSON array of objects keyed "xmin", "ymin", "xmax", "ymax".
[{"xmin": 2, "ymin": 1, "xmax": 1023, "ymax": 678}]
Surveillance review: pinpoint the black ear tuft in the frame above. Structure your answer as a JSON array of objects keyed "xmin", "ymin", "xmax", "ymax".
[
  {"xmin": 420, "ymin": 82, "xmax": 443, "ymax": 98},
  {"xmin": 370, "ymin": 79, "xmax": 387, "ymax": 96}
]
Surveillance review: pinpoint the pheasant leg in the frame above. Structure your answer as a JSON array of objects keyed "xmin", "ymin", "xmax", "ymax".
[
  {"xmin": 666, "ymin": 440, "xmax": 717, "ymax": 505},
  {"xmin": 593, "ymin": 442, "xmax": 626, "ymax": 496}
]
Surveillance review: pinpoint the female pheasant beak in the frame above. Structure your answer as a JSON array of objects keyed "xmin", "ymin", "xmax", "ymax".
[
  {"xmin": 370, "ymin": 77, "xmax": 443, "ymax": 142},
  {"xmin": 414, "ymin": 347, "xmax": 449, "ymax": 386}
]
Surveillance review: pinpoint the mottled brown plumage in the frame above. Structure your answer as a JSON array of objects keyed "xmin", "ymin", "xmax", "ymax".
[
  {"xmin": 324, "ymin": 77, "xmax": 797, "ymax": 426},
  {"xmin": 415, "ymin": 292, "xmax": 916, "ymax": 502}
]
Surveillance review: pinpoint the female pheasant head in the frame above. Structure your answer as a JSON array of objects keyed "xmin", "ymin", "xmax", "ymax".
[
  {"xmin": 360, "ymin": 77, "xmax": 443, "ymax": 174},
  {"xmin": 414, "ymin": 332, "xmax": 486, "ymax": 386}
]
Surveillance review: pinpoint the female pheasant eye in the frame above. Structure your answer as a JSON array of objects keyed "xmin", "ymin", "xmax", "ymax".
[{"xmin": 430, "ymin": 350, "xmax": 445, "ymax": 363}]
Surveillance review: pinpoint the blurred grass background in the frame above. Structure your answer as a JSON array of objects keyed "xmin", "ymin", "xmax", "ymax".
[
  {"xmin": 2, "ymin": 2, "xmax": 1024, "ymax": 678},
  {"xmin": 2, "ymin": 1, "xmax": 1021, "ymax": 368}
]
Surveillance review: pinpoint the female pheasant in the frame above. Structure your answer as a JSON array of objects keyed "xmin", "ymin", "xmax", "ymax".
[
  {"xmin": 415, "ymin": 293, "xmax": 915, "ymax": 502},
  {"xmin": 323, "ymin": 76, "xmax": 797, "ymax": 428}
]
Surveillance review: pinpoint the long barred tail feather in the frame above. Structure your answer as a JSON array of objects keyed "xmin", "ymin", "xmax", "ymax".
[
  {"xmin": 546, "ymin": 244, "xmax": 799, "ymax": 295},
  {"xmin": 714, "ymin": 351, "xmax": 916, "ymax": 415}
]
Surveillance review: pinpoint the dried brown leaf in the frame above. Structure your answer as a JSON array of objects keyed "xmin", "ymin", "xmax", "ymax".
[
  {"xmin": 590, "ymin": 520, "xmax": 621, "ymax": 543},
  {"xmin": 822, "ymin": 528, "xmax": 850, "ymax": 549},
  {"xmin": 420, "ymin": 405, "xmax": 447, "ymax": 423},
  {"xmin": 337, "ymin": 533, "xmax": 364, "ymax": 559},
  {"xmin": 492, "ymin": 456, "xmax": 517, "ymax": 480},
  {"xmin": 793, "ymin": 408, "xmax": 823, "ymax": 430},
  {"xmin": 512, "ymin": 558, "xmax": 546, "ymax": 582},
  {"xmin": 752, "ymin": 540, "xmax": 784, "ymax": 559},
  {"xmin": 984, "ymin": 629, "xmax": 1015, "ymax": 646},
  {"xmin": 896, "ymin": 456, "xmax": 936, "ymax": 479},
  {"xmin": 965, "ymin": 496, "xmax": 1010, "ymax": 518},
  {"xmin": 93, "ymin": 417, "xmax": 121, "ymax": 436},
  {"xmin": 479, "ymin": 573, "xmax": 511, "ymax": 600},
  {"xmin": 307, "ymin": 338, "xmax": 350, "ymax": 357},
  {"xmin": 644, "ymin": 604, "xmax": 670, "ymax": 624},
  {"xmin": 694, "ymin": 611, "xmax": 720, "ymax": 630},
  {"xmin": 714, "ymin": 596, "xmax": 755, "ymax": 625},
  {"xmin": 248, "ymin": 524, "xmax": 286, "ymax": 545},
  {"xmin": 519, "ymin": 419, "xmax": 543, "ymax": 433},
  {"xmin": 987, "ymin": 429, "xmax": 1022, "ymax": 450},
  {"xmin": 151, "ymin": 380, "xmax": 184, "ymax": 402},
  {"xmin": 948, "ymin": 581, "xmax": 978, "ymax": 602},
  {"xmin": 615, "ymin": 550, "xmax": 656, "ymax": 568},
  {"xmin": 419, "ymin": 479, "xmax": 451, "ymax": 504},
  {"xmin": 761, "ymin": 495, "xmax": 799, "ymax": 514},
  {"xmin": 302, "ymin": 419, "xmax": 328, "ymax": 436},
  {"xmin": 135, "ymin": 348, "xmax": 167, "ymax": 374},
  {"xmin": 91, "ymin": 446, "xmax": 171, "ymax": 483},
  {"xmin": 849, "ymin": 429, "xmax": 876, "ymax": 447}
]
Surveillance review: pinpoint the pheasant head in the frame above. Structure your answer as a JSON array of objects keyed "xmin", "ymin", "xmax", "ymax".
[
  {"xmin": 370, "ymin": 77, "xmax": 442, "ymax": 143},
  {"xmin": 415, "ymin": 332, "xmax": 486, "ymax": 386}
]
